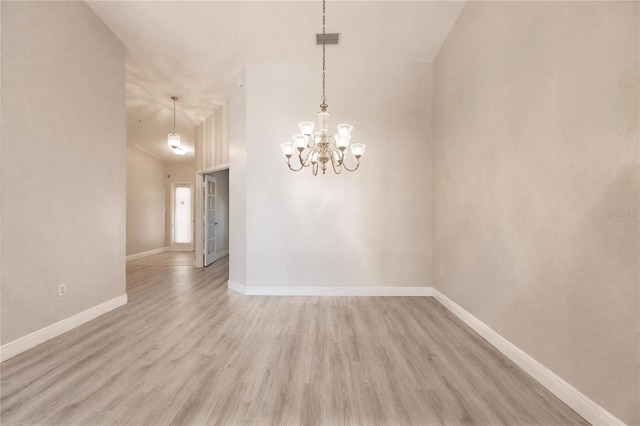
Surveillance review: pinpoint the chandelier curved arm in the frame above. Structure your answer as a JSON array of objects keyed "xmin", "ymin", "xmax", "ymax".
[
  {"xmin": 287, "ymin": 148, "xmax": 317, "ymax": 171},
  {"xmin": 299, "ymin": 149, "xmax": 315, "ymax": 167},
  {"xmin": 286, "ymin": 157, "xmax": 305, "ymax": 172},
  {"xmin": 341, "ymin": 156, "xmax": 361, "ymax": 172},
  {"xmin": 330, "ymin": 150, "xmax": 343, "ymax": 174}
]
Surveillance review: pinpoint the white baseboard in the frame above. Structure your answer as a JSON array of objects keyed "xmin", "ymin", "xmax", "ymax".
[
  {"xmin": 126, "ymin": 247, "xmax": 168, "ymax": 261},
  {"xmin": 0, "ymin": 294, "xmax": 128, "ymax": 363},
  {"xmin": 227, "ymin": 280, "xmax": 247, "ymax": 294},
  {"xmin": 215, "ymin": 249, "xmax": 229, "ymax": 259},
  {"xmin": 431, "ymin": 288, "xmax": 625, "ymax": 426},
  {"xmin": 227, "ymin": 281, "xmax": 432, "ymax": 296}
]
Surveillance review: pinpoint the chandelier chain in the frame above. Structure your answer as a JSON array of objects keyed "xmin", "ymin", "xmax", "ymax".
[
  {"xmin": 321, "ymin": 0, "xmax": 327, "ymax": 108},
  {"xmin": 171, "ymin": 96, "xmax": 177, "ymax": 133}
]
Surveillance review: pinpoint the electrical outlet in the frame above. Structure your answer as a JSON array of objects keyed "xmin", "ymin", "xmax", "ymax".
[
  {"xmin": 439, "ymin": 266, "xmax": 444, "ymax": 276},
  {"xmin": 58, "ymin": 284, "xmax": 66, "ymax": 297}
]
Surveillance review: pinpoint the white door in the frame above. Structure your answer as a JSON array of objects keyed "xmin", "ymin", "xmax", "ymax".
[{"xmin": 203, "ymin": 175, "xmax": 217, "ymax": 266}]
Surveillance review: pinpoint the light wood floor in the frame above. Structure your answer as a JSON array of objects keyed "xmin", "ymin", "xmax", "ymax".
[{"xmin": 1, "ymin": 255, "xmax": 587, "ymax": 425}]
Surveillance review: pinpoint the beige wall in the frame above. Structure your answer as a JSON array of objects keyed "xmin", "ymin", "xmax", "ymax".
[
  {"xmin": 165, "ymin": 160, "xmax": 196, "ymax": 247},
  {"xmin": 1, "ymin": 1, "xmax": 126, "ymax": 344},
  {"xmin": 432, "ymin": 2, "xmax": 639, "ymax": 424},
  {"xmin": 234, "ymin": 62, "xmax": 432, "ymax": 288},
  {"xmin": 126, "ymin": 145, "xmax": 165, "ymax": 255}
]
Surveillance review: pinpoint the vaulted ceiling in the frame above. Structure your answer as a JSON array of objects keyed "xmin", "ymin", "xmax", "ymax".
[{"xmin": 87, "ymin": 1, "xmax": 466, "ymax": 162}]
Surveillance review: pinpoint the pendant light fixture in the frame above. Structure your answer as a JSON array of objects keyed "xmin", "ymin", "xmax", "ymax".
[
  {"xmin": 168, "ymin": 96, "xmax": 182, "ymax": 154},
  {"xmin": 280, "ymin": 0, "xmax": 365, "ymax": 175}
]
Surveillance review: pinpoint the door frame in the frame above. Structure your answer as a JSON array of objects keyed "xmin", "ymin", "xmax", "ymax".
[
  {"xmin": 195, "ymin": 163, "xmax": 230, "ymax": 268},
  {"xmin": 170, "ymin": 182, "xmax": 195, "ymax": 251},
  {"xmin": 203, "ymin": 175, "xmax": 218, "ymax": 266}
]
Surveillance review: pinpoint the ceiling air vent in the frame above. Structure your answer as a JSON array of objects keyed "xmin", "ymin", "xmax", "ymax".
[{"xmin": 316, "ymin": 33, "xmax": 340, "ymax": 45}]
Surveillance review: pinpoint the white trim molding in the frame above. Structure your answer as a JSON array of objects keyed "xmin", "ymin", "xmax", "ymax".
[
  {"xmin": 431, "ymin": 288, "xmax": 625, "ymax": 426},
  {"xmin": 227, "ymin": 281, "xmax": 433, "ymax": 297},
  {"xmin": 126, "ymin": 247, "xmax": 168, "ymax": 262},
  {"xmin": 0, "ymin": 294, "xmax": 128, "ymax": 363},
  {"xmin": 196, "ymin": 163, "xmax": 230, "ymax": 175}
]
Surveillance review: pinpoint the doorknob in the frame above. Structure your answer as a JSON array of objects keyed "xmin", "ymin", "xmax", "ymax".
[{"xmin": 215, "ymin": 222, "xmax": 218, "ymax": 225}]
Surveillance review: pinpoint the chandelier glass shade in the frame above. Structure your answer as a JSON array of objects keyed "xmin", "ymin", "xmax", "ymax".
[
  {"xmin": 168, "ymin": 96, "xmax": 182, "ymax": 155},
  {"xmin": 168, "ymin": 132, "xmax": 180, "ymax": 149},
  {"xmin": 281, "ymin": 0, "xmax": 365, "ymax": 175}
]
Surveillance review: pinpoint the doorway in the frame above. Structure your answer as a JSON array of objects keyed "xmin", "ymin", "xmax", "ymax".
[{"xmin": 195, "ymin": 166, "xmax": 229, "ymax": 267}]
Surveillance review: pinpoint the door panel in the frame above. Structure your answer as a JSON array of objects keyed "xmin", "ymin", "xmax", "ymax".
[{"xmin": 204, "ymin": 176, "xmax": 217, "ymax": 266}]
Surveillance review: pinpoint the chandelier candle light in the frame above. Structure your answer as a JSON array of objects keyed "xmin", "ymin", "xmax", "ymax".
[
  {"xmin": 168, "ymin": 96, "xmax": 186, "ymax": 156},
  {"xmin": 280, "ymin": 0, "xmax": 365, "ymax": 175}
]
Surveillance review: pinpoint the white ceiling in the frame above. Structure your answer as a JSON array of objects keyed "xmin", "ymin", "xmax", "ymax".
[{"xmin": 86, "ymin": 0, "xmax": 466, "ymax": 162}]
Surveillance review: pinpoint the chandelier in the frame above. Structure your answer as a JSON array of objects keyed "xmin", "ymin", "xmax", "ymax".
[
  {"xmin": 280, "ymin": 0, "xmax": 365, "ymax": 175},
  {"xmin": 168, "ymin": 96, "xmax": 185, "ymax": 156}
]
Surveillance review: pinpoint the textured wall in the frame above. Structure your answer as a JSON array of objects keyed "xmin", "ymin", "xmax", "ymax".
[
  {"xmin": 126, "ymin": 145, "xmax": 165, "ymax": 255},
  {"xmin": 239, "ymin": 62, "xmax": 432, "ymax": 288},
  {"xmin": 432, "ymin": 2, "xmax": 639, "ymax": 423},
  {"xmin": 1, "ymin": 1, "xmax": 126, "ymax": 344}
]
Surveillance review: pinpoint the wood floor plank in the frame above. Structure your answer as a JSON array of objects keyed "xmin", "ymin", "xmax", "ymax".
[{"xmin": 0, "ymin": 254, "xmax": 588, "ymax": 425}]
